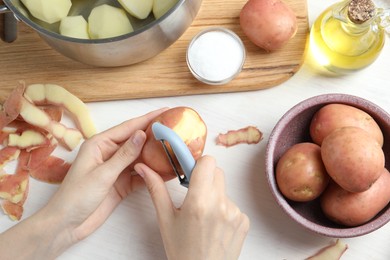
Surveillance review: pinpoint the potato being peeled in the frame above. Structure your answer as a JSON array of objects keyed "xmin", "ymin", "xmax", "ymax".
[
  {"xmin": 239, "ymin": 0, "xmax": 297, "ymax": 51},
  {"xmin": 140, "ymin": 107, "xmax": 207, "ymax": 177},
  {"xmin": 321, "ymin": 126, "xmax": 385, "ymax": 193},
  {"xmin": 276, "ymin": 142, "xmax": 329, "ymax": 202}
]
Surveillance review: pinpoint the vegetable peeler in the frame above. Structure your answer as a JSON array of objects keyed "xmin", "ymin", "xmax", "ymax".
[{"xmin": 152, "ymin": 122, "xmax": 195, "ymax": 188}]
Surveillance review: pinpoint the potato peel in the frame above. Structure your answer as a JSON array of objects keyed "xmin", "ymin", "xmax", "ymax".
[
  {"xmin": 29, "ymin": 156, "xmax": 71, "ymax": 184},
  {"xmin": 0, "ymin": 147, "xmax": 21, "ymax": 169},
  {"xmin": 0, "ymin": 83, "xmax": 25, "ymax": 129},
  {"xmin": 24, "ymin": 84, "xmax": 97, "ymax": 139},
  {"xmin": 1, "ymin": 200, "xmax": 24, "ymax": 221},
  {"xmin": 1, "ymin": 169, "xmax": 29, "ymax": 221},
  {"xmin": 19, "ymin": 97, "xmax": 83, "ymax": 151},
  {"xmin": 306, "ymin": 239, "xmax": 348, "ymax": 260},
  {"xmin": 216, "ymin": 126, "xmax": 263, "ymax": 147},
  {"xmin": 0, "ymin": 83, "xmax": 96, "ymax": 220},
  {"xmin": 0, "ymin": 151, "xmax": 29, "ymax": 204}
]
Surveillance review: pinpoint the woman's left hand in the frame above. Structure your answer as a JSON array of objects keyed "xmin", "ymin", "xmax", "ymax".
[
  {"xmin": 45, "ymin": 108, "xmax": 172, "ymax": 242},
  {"xmin": 0, "ymin": 108, "xmax": 173, "ymax": 260}
]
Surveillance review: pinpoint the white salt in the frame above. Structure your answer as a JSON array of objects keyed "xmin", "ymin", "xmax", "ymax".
[{"xmin": 187, "ymin": 29, "xmax": 245, "ymax": 84}]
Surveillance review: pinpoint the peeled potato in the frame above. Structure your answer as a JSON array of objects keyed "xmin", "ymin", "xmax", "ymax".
[
  {"xmin": 118, "ymin": 0, "xmax": 153, "ymax": 19},
  {"xmin": 153, "ymin": 0, "xmax": 178, "ymax": 19},
  {"xmin": 59, "ymin": 16, "xmax": 90, "ymax": 39},
  {"xmin": 88, "ymin": 4, "xmax": 134, "ymax": 39},
  {"xmin": 21, "ymin": 0, "xmax": 72, "ymax": 24}
]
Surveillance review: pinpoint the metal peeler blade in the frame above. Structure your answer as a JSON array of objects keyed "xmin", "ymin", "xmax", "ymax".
[{"xmin": 152, "ymin": 122, "xmax": 195, "ymax": 188}]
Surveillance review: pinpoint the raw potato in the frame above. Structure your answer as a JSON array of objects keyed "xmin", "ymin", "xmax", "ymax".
[
  {"xmin": 321, "ymin": 126, "xmax": 385, "ymax": 193},
  {"xmin": 239, "ymin": 0, "xmax": 297, "ymax": 51},
  {"xmin": 276, "ymin": 142, "xmax": 329, "ymax": 202},
  {"xmin": 118, "ymin": 0, "xmax": 153, "ymax": 19},
  {"xmin": 310, "ymin": 103, "xmax": 384, "ymax": 146},
  {"xmin": 60, "ymin": 16, "xmax": 90, "ymax": 39},
  {"xmin": 153, "ymin": 0, "xmax": 178, "ymax": 19},
  {"xmin": 140, "ymin": 107, "xmax": 207, "ymax": 177},
  {"xmin": 321, "ymin": 168, "xmax": 390, "ymax": 227},
  {"xmin": 88, "ymin": 4, "xmax": 134, "ymax": 39},
  {"xmin": 21, "ymin": 0, "xmax": 72, "ymax": 24}
]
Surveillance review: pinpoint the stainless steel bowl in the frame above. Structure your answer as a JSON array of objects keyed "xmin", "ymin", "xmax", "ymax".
[{"xmin": 1, "ymin": 0, "xmax": 202, "ymax": 67}]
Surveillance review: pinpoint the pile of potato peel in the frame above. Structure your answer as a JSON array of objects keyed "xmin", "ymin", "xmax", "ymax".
[{"xmin": 0, "ymin": 83, "xmax": 96, "ymax": 220}]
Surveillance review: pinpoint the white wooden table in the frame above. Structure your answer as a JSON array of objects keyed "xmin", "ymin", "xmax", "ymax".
[{"xmin": 1, "ymin": 1, "xmax": 389, "ymax": 259}]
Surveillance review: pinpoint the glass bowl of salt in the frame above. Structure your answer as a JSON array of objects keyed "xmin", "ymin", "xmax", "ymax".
[{"xmin": 186, "ymin": 27, "xmax": 246, "ymax": 85}]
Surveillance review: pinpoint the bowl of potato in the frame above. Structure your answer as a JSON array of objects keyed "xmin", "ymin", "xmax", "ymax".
[
  {"xmin": 2, "ymin": 0, "xmax": 202, "ymax": 67},
  {"xmin": 265, "ymin": 93, "xmax": 390, "ymax": 238}
]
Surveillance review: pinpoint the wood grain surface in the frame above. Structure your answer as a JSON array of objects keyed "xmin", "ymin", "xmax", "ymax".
[{"xmin": 0, "ymin": 0, "xmax": 308, "ymax": 102}]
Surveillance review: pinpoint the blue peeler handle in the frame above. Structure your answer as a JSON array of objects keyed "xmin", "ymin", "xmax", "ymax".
[{"xmin": 152, "ymin": 122, "xmax": 195, "ymax": 187}]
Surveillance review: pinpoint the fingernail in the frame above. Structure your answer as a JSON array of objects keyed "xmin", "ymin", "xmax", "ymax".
[
  {"xmin": 132, "ymin": 130, "xmax": 145, "ymax": 147},
  {"xmin": 134, "ymin": 164, "xmax": 145, "ymax": 178}
]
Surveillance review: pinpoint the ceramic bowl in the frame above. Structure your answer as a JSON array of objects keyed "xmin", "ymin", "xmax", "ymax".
[
  {"xmin": 2, "ymin": 0, "xmax": 202, "ymax": 67},
  {"xmin": 265, "ymin": 93, "xmax": 390, "ymax": 238}
]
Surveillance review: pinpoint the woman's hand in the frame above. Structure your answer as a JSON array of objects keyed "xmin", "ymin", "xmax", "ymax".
[
  {"xmin": 46, "ymin": 108, "xmax": 171, "ymax": 241},
  {"xmin": 0, "ymin": 108, "xmax": 172, "ymax": 259},
  {"xmin": 135, "ymin": 155, "xmax": 250, "ymax": 260}
]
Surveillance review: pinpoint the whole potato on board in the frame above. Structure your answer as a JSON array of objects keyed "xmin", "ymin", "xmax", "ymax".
[
  {"xmin": 321, "ymin": 168, "xmax": 390, "ymax": 227},
  {"xmin": 310, "ymin": 103, "xmax": 384, "ymax": 146},
  {"xmin": 321, "ymin": 126, "xmax": 385, "ymax": 193},
  {"xmin": 239, "ymin": 0, "xmax": 297, "ymax": 51},
  {"xmin": 276, "ymin": 142, "xmax": 329, "ymax": 202}
]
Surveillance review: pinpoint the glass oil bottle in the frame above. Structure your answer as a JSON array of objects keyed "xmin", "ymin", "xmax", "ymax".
[{"xmin": 309, "ymin": 0, "xmax": 389, "ymax": 74}]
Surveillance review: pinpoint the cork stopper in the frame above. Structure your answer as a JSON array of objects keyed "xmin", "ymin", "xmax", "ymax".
[{"xmin": 348, "ymin": 0, "xmax": 376, "ymax": 24}]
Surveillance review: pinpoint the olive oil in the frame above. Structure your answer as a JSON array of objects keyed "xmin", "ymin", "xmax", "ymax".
[{"xmin": 309, "ymin": 0, "xmax": 386, "ymax": 74}]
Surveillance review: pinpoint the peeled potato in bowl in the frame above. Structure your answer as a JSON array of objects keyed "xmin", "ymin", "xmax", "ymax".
[
  {"xmin": 4, "ymin": 0, "xmax": 202, "ymax": 66},
  {"xmin": 88, "ymin": 4, "xmax": 134, "ymax": 39}
]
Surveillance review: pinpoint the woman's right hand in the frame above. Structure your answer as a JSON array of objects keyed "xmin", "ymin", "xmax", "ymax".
[{"xmin": 134, "ymin": 155, "xmax": 250, "ymax": 260}]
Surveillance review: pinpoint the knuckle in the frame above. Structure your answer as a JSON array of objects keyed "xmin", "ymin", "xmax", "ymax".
[
  {"xmin": 188, "ymin": 199, "xmax": 209, "ymax": 219},
  {"xmin": 205, "ymin": 155, "xmax": 216, "ymax": 164},
  {"xmin": 240, "ymin": 213, "xmax": 251, "ymax": 233},
  {"xmin": 116, "ymin": 142, "xmax": 140, "ymax": 162},
  {"xmin": 146, "ymin": 181, "xmax": 159, "ymax": 199}
]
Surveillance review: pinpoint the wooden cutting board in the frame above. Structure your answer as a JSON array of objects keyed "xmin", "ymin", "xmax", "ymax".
[{"xmin": 0, "ymin": 0, "xmax": 308, "ymax": 103}]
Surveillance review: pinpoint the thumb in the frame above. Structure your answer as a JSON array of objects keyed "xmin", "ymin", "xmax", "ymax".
[{"xmin": 134, "ymin": 163, "xmax": 175, "ymax": 222}]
